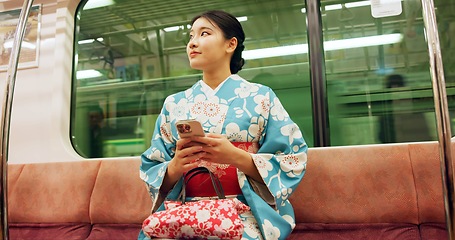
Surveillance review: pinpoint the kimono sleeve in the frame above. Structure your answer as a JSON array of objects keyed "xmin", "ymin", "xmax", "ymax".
[
  {"xmin": 139, "ymin": 98, "xmax": 178, "ymax": 212},
  {"xmin": 250, "ymin": 88, "xmax": 308, "ymax": 208}
]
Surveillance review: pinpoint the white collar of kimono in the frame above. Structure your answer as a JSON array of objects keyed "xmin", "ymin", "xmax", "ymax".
[{"xmin": 199, "ymin": 75, "xmax": 231, "ymax": 98}]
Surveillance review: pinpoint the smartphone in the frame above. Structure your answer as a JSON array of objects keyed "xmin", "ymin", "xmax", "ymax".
[{"xmin": 175, "ymin": 119, "xmax": 205, "ymax": 138}]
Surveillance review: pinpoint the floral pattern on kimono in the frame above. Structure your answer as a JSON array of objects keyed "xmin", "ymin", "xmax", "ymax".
[{"xmin": 139, "ymin": 74, "xmax": 308, "ymax": 240}]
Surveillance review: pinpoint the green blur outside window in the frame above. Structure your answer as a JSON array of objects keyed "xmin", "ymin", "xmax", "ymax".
[
  {"xmin": 321, "ymin": 0, "xmax": 439, "ymax": 145},
  {"xmin": 71, "ymin": 0, "xmax": 312, "ymax": 158}
]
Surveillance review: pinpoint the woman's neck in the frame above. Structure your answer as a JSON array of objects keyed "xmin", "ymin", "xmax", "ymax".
[{"xmin": 202, "ymin": 70, "xmax": 232, "ymax": 89}]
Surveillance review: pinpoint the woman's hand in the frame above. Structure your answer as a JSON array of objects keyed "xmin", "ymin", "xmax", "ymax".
[
  {"xmin": 190, "ymin": 134, "xmax": 263, "ymax": 182},
  {"xmin": 190, "ymin": 134, "xmax": 243, "ymax": 165},
  {"xmin": 161, "ymin": 138, "xmax": 206, "ymax": 193}
]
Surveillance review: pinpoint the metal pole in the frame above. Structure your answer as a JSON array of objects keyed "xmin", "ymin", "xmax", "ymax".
[
  {"xmin": 420, "ymin": 0, "xmax": 455, "ymax": 239},
  {"xmin": 305, "ymin": 0, "xmax": 330, "ymax": 147},
  {"xmin": 0, "ymin": 0, "xmax": 35, "ymax": 239}
]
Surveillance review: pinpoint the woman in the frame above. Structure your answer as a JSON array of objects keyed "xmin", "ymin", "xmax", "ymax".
[{"xmin": 139, "ymin": 10, "xmax": 307, "ymax": 240}]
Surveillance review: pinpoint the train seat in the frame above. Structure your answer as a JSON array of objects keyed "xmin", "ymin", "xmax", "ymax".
[
  {"xmin": 6, "ymin": 141, "xmax": 448, "ymax": 239},
  {"xmin": 288, "ymin": 142, "xmax": 447, "ymax": 239}
]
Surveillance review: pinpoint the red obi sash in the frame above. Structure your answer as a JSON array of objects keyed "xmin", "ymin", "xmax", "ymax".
[{"xmin": 184, "ymin": 142, "xmax": 256, "ymax": 197}]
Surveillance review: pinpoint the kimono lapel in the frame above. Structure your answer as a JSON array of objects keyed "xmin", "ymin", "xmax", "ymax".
[
  {"xmin": 214, "ymin": 76, "xmax": 240, "ymax": 104},
  {"xmin": 186, "ymin": 78, "xmax": 236, "ymax": 134},
  {"xmin": 187, "ymin": 78, "xmax": 238, "ymax": 176},
  {"xmin": 209, "ymin": 76, "xmax": 245, "ymax": 133},
  {"xmin": 184, "ymin": 75, "xmax": 250, "ymax": 134}
]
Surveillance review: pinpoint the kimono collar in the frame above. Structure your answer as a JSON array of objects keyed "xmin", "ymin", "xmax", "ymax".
[{"xmin": 199, "ymin": 75, "xmax": 232, "ymax": 98}]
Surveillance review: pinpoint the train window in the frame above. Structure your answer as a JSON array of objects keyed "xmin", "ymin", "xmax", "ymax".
[
  {"xmin": 321, "ymin": 0, "xmax": 438, "ymax": 145},
  {"xmin": 71, "ymin": 0, "xmax": 312, "ymax": 158},
  {"xmin": 437, "ymin": 0, "xmax": 455, "ymax": 136}
]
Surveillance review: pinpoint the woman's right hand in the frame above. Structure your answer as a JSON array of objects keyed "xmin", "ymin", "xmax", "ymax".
[{"xmin": 166, "ymin": 138, "xmax": 206, "ymax": 184}]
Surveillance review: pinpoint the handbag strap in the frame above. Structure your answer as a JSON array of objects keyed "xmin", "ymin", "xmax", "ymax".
[{"xmin": 180, "ymin": 167, "xmax": 225, "ymax": 204}]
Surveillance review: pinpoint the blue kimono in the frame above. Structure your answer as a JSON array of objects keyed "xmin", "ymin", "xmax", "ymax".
[{"xmin": 139, "ymin": 74, "xmax": 308, "ymax": 240}]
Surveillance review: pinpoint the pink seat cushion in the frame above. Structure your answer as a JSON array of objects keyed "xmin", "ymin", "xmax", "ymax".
[
  {"xmin": 419, "ymin": 223, "xmax": 448, "ymax": 240},
  {"xmin": 86, "ymin": 224, "xmax": 141, "ymax": 240},
  {"xmin": 9, "ymin": 223, "xmax": 91, "ymax": 240},
  {"xmin": 288, "ymin": 223, "xmax": 421, "ymax": 240}
]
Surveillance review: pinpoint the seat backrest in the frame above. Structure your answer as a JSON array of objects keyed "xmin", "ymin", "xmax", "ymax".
[
  {"xmin": 89, "ymin": 159, "xmax": 152, "ymax": 224},
  {"xmin": 408, "ymin": 142, "xmax": 445, "ymax": 223},
  {"xmin": 8, "ymin": 160, "xmax": 101, "ymax": 223},
  {"xmin": 290, "ymin": 144, "xmax": 420, "ymax": 224}
]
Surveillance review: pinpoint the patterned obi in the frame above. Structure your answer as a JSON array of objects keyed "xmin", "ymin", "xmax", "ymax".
[{"xmin": 184, "ymin": 142, "xmax": 257, "ymax": 198}]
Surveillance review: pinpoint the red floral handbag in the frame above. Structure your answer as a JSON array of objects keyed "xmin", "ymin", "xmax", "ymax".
[{"xmin": 142, "ymin": 167, "xmax": 250, "ymax": 239}]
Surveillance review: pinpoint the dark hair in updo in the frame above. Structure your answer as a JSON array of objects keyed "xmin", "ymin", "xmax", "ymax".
[{"xmin": 191, "ymin": 10, "xmax": 245, "ymax": 74}]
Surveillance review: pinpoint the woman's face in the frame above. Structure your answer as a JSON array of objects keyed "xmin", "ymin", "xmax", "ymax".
[{"xmin": 187, "ymin": 17, "xmax": 232, "ymax": 72}]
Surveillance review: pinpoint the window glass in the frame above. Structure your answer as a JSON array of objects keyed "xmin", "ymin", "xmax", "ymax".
[
  {"xmin": 436, "ymin": 0, "xmax": 455, "ymax": 135},
  {"xmin": 72, "ymin": 0, "xmax": 312, "ymax": 158},
  {"xmin": 321, "ymin": 0, "xmax": 437, "ymax": 145}
]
